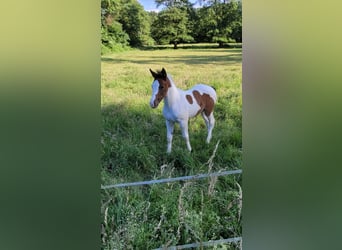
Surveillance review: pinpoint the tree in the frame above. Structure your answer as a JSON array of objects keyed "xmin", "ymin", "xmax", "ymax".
[
  {"xmin": 151, "ymin": 7, "xmax": 193, "ymax": 49},
  {"xmin": 101, "ymin": 0, "xmax": 129, "ymax": 53},
  {"xmin": 155, "ymin": 0, "xmax": 192, "ymax": 8},
  {"xmin": 194, "ymin": 6, "xmax": 217, "ymax": 42},
  {"xmin": 101, "ymin": 0, "xmax": 155, "ymax": 52},
  {"xmin": 193, "ymin": 0, "xmax": 242, "ymax": 46},
  {"xmin": 230, "ymin": 0, "xmax": 242, "ymax": 42},
  {"xmin": 100, "ymin": 0, "xmax": 242, "ymax": 53},
  {"xmin": 119, "ymin": 0, "xmax": 154, "ymax": 47},
  {"xmin": 215, "ymin": 0, "xmax": 242, "ymax": 46}
]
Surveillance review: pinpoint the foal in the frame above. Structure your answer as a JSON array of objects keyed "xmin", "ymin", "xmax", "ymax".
[{"xmin": 149, "ymin": 68, "xmax": 217, "ymax": 153}]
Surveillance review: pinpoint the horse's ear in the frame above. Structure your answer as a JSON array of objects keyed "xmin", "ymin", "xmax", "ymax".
[
  {"xmin": 150, "ymin": 69, "xmax": 157, "ymax": 78},
  {"xmin": 161, "ymin": 68, "xmax": 167, "ymax": 79}
]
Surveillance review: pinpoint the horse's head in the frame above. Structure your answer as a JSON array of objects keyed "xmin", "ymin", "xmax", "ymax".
[{"xmin": 149, "ymin": 68, "xmax": 171, "ymax": 108}]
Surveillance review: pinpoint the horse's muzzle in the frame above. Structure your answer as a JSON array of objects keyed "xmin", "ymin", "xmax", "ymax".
[{"xmin": 150, "ymin": 101, "xmax": 157, "ymax": 108}]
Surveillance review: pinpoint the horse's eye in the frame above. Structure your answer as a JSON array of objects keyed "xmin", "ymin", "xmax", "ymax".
[{"xmin": 159, "ymin": 85, "xmax": 164, "ymax": 89}]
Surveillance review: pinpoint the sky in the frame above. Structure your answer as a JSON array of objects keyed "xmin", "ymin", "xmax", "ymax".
[
  {"xmin": 137, "ymin": 0, "xmax": 200, "ymax": 12},
  {"xmin": 137, "ymin": 0, "xmax": 160, "ymax": 12}
]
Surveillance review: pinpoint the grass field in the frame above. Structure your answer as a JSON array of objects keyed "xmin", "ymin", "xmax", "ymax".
[{"xmin": 101, "ymin": 46, "xmax": 242, "ymax": 249}]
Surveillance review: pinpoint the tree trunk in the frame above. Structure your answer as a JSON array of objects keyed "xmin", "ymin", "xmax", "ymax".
[{"xmin": 173, "ymin": 41, "xmax": 178, "ymax": 49}]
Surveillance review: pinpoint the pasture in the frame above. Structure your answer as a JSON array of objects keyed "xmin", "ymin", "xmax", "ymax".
[{"xmin": 101, "ymin": 47, "xmax": 242, "ymax": 249}]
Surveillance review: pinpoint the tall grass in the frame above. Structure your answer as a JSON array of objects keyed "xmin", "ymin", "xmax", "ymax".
[{"xmin": 101, "ymin": 47, "xmax": 242, "ymax": 249}]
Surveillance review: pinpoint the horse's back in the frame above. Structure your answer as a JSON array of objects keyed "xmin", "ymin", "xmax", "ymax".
[{"xmin": 190, "ymin": 84, "xmax": 217, "ymax": 103}]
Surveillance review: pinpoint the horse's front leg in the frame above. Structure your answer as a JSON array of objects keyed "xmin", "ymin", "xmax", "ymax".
[
  {"xmin": 179, "ymin": 119, "xmax": 192, "ymax": 152},
  {"xmin": 166, "ymin": 119, "xmax": 174, "ymax": 153}
]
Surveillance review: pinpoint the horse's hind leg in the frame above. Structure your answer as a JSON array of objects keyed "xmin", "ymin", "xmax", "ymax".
[{"xmin": 202, "ymin": 112, "xmax": 215, "ymax": 143}]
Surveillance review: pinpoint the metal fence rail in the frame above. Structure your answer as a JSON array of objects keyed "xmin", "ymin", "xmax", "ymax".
[
  {"xmin": 153, "ymin": 237, "xmax": 242, "ymax": 250},
  {"xmin": 101, "ymin": 169, "xmax": 242, "ymax": 189}
]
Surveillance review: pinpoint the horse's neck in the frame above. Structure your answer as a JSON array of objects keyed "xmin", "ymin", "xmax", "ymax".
[{"xmin": 164, "ymin": 81, "xmax": 180, "ymax": 108}]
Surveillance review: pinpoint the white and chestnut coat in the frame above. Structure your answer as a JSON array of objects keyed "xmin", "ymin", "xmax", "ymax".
[{"xmin": 149, "ymin": 68, "xmax": 217, "ymax": 153}]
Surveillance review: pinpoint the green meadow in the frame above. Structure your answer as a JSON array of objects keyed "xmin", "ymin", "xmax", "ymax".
[{"xmin": 101, "ymin": 46, "xmax": 242, "ymax": 249}]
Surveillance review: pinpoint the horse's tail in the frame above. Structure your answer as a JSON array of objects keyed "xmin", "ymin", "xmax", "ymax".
[{"xmin": 210, "ymin": 86, "xmax": 217, "ymax": 103}]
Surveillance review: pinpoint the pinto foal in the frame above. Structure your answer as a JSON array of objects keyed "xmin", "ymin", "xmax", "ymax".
[{"xmin": 149, "ymin": 68, "xmax": 217, "ymax": 153}]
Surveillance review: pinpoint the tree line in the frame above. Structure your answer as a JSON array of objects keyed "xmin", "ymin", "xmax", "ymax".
[{"xmin": 101, "ymin": 0, "xmax": 242, "ymax": 53}]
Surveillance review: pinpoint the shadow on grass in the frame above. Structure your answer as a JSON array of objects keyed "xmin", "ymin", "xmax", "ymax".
[
  {"xmin": 101, "ymin": 51, "xmax": 242, "ymax": 66},
  {"xmin": 139, "ymin": 43, "xmax": 242, "ymax": 51}
]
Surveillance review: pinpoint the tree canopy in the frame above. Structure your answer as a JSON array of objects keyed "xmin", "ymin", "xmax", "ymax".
[
  {"xmin": 101, "ymin": 0, "xmax": 242, "ymax": 53},
  {"xmin": 151, "ymin": 7, "xmax": 194, "ymax": 49}
]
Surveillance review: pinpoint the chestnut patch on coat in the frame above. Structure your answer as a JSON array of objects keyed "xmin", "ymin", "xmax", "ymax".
[
  {"xmin": 155, "ymin": 78, "xmax": 171, "ymax": 100},
  {"xmin": 186, "ymin": 95, "xmax": 193, "ymax": 104},
  {"xmin": 192, "ymin": 90, "xmax": 215, "ymax": 116},
  {"xmin": 152, "ymin": 75, "xmax": 172, "ymax": 107},
  {"xmin": 150, "ymin": 69, "xmax": 172, "ymax": 101}
]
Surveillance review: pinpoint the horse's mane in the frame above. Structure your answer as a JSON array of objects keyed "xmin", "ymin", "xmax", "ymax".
[{"xmin": 166, "ymin": 73, "xmax": 174, "ymax": 85}]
